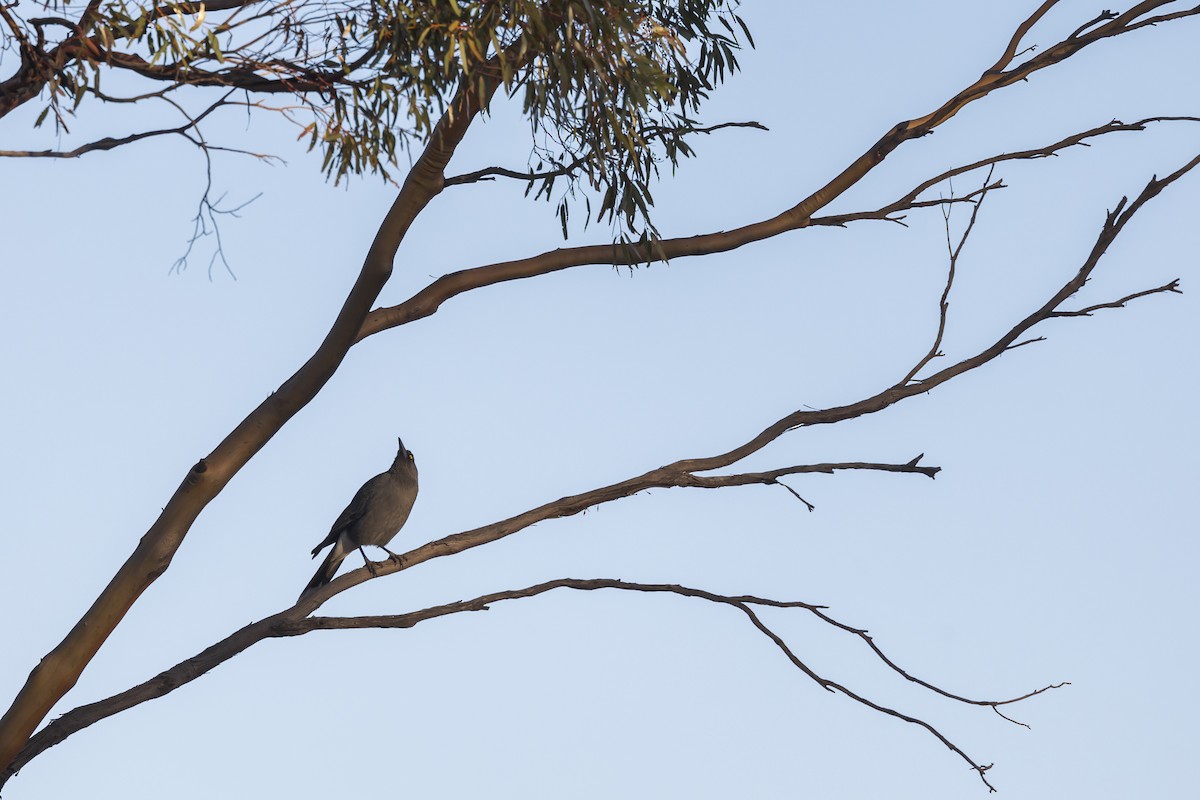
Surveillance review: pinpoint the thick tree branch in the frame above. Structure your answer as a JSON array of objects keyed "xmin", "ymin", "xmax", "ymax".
[
  {"xmin": 360, "ymin": 76, "xmax": 1200, "ymax": 338},
  {"xmin": 0, "ymin": 0, "xmax": 103, "ymax": 118},
  {"xmin": 7, "ymin": 143, "xmax": 1186, "ymax": 777},
  {"xmin": 0, "ymin": 73, "xmax": 498, "ymax": 775},
  {"xmin": 18, "ymin": 150, "xmax": 1145, "ymax": 787},
  {"xmin": 3, "ymin": 2, "xmax": 1196, "ymax": 789}
]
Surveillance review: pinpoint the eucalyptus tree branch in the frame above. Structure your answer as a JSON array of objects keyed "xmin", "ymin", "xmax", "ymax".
[
  {"xmin": 809, "ymin": 117, "xmax": 1200, "ymax": 228},
  {"xmin": 0, "ymin": 0, "xmax": 103, "ymax": 118},
  {"xmin": 6, "ymin": 577, "xmax": 1067, "ymax": 792},
  {"xmin": 0, "ymin": 93, "xmax": 234, "ymax": 158},
  {"xmin": 1069, "ymin": 10, "xmax": 1120, "ymax": 39},
  {"xmin": 639, "ymin": 119, "xmax": 769, "ymax": 137},
  {"xmin": 985, "ymin": 0, "xmax": 1057, "ymax": 74},
  {"xmin": 674, "ymin": 456, "xmax": 940, "ymax": 512},
  {"xmin": 338, "ymin": 155, "xmax": 1199, "ymax": 602},
  {"xmin": 0, "ymin": 72, "xmax": 500, "ymax": 774},
  {"xmin": 443, "ymin": 121, "xmax": 766, "ymax": 187},
  {"xmin": 443, "ymin": 154, "xmax": 589, "ymax": 187},
  {"xmin": 3, "ymin": 1, "xmax": 1195, "ymax": 787},
  {"xmin": 1048, "ymin": 280, "xmax": 1182, "ymax": 316},
  {"xmin": 0, "ymin": 2, "xmax": 33, "ymax": 50},
  {"xmin": 731, "ymin": 603, "xmax": 1010, "ymax": 790},
  {"xmin": 7, "ymin": 150, "xmax": 1189, "ymax": 783},
  {"xmin": 677, "ymin": 456, "xmax": 940, "ymax": 489},
  {"xmin": 359, "ymin": 21, "xmax": 1200, "ymax": 342},
  {"xmin": 901, "ymin": 169, "xmax": 996, "ymax": 386},
  {"xmin": 101, "ymin": 49, "xmax": 357, "ymax": 94},
  {"xmin": 147, "ymin": 0, "xmax": 265, "ymax": 17},
  {"xmin": 1119, "ymin": 1, "xmax": 1200, "ymax": 32}
]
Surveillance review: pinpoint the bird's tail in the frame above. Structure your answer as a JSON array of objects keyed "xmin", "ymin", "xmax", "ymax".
[{"xmin": 298, "ymin": 537, "xmax": 349, "ymax": 601}]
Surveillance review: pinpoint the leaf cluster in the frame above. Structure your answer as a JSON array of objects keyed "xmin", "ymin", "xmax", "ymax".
[{"xmin": 5, "ymin": 0, "xmax": 751, "ymax": 239}]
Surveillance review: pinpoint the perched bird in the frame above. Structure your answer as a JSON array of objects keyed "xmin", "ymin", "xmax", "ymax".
[{"xmin": 299, "ymin": 438, "xmax": 418, "ymax": 600}]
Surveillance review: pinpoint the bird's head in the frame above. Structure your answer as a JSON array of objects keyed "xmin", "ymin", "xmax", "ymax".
[{"xmin": 393, "ymin": 436, "xmax": 418, "ymax": 478}]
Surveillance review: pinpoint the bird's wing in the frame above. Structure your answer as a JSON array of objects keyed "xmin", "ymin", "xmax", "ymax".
[{"xmin": 309, "ymin": 477, "xmax": 375, "ymax": 557}]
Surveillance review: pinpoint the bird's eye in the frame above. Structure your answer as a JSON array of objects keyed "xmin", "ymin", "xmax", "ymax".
[{"xmin": 408, "ymin": 452, "xmax": 415, "ymax": 461}]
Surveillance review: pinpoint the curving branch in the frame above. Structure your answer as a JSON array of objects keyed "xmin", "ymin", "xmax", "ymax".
[
  {"xmin": 360, "ymin": 90, "xmax": 1200, "ymax": 337},
  {"xmin": 0, "ymin": 71, "xmax": 502, "ymax": 773},
  {"xmin": 7, "ymin": 151, "xmax": 1193, "ymax": 789},
  {"xmin": 1048, "ymin": 280, "xmax": 1183, "ymax": 317},
  {"xmin": 0, "ymin": 92, "xmax": 240, "ymax": 159},
  {"xmin": 444, "ymin": 156, "xmax": 589, "ymax": 187},
  {"xmin": 334, "ymin": 153, "xmax": 1198, "ymax": 603},
  {"xmin": 4, "ymin": 2, "xmax": 1198, "ymax": 790},
  {"xmin": 4, "ymin": 578, "xmax": 1068, "ymax": 792},
  {"xmin": 810, "ymin": 117, "xmax": 1200, "ymax": 229},
  {"xmin": 901, "ymin": 167, "xmax": 997, "ymax": 386}
]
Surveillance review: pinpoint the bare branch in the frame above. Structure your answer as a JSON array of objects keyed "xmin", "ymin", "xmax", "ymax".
[
  {"xmin": 735, "ymin": 603, "xmax": 999, "ymax": 791},
  {"xmin": 1070, "ymin": 10, "xmax": 1120, "ymax": 39},
  {"xmin": 360, "ymin": 107, "xmax": 1200, "ymax": 342},
  {"xmin": 1116, "ymin": 1, "xmax": 1200, "ymax": 33},
  {"xmin": 901, "ymin": 168, "xmax": 997, "ymax": 385},
  {"xmin": 326, "ymin": 153, "xmax": 1200, "ymax": 606},
  {"xmin": 813, "ymin": 117, "xmax": 1200, "ymax": 230},
  {"xmin": 985, "ymin": 0, "xmax": 1060, "ymax": 75},
  {"xmin": 0, "ymin": 73, "xmax": 502, "ymax": 772},
  {"xmin": 7, "ymin": 578, "xmax": 1064, "ymax": 792},
  {"xmin": 444, "ymin": 121, "xmax": 766, "ymax": 187},
  {"xmin": 0, "ymin": 93, "xmax": 235, "ymax": 159},
  {"xmin": 679, "ymin": 458, "xmax": 943, "ymax": 489},
  {"xmin": 1048, "ymin": 279, "xmax": 1182, "ymax": 316},
  {"xmin": 773, "ymin": 480, "xmax": 816, "ymax": 511}
]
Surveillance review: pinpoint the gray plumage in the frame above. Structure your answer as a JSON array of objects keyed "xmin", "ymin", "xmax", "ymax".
[{"xmin": 299, "ymin": 438, "xmax": 418, "ymax": 600}]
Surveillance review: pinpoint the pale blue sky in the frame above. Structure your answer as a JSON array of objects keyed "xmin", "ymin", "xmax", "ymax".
[{"xmin": 2, "ymin": 2, "xmax": 1198, "ymax": 798}]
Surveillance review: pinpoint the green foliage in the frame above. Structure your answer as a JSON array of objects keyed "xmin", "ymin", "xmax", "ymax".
[
  {"xmin": 313, "ymin": 0, "xmax": 753, "ymax": 238},
  {"xmin": 15, "ymin": 0, "xmax": 751, "ymax": 240}
]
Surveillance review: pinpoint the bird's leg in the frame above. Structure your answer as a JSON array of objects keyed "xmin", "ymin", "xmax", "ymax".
[
  {"xmin": 381, "ymin": 546, "xmax": 403, "ymax": 565},
  {"xmin": 358, "ymin": 546, "xmax": 380, "ymax": 577}
]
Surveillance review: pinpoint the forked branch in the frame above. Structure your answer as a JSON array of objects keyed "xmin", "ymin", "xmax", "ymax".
[
  {"xmin": 330, "ymin": 155, "xmax": 1199, "ymax": 602},
  {"xmin": 7, "ymin": 152, "xmax": 1193, "ymax": 790},
  {"xmin": 358, "ymin": 113, "xmax": 1200, "ymax": 341},
  {"xmin": 5, "ymin": 578, "xmax": 1068, "ymax": 792},
  {"xmin": 0, "ymin": 72, "xmax": 502, "ymax": 773}
]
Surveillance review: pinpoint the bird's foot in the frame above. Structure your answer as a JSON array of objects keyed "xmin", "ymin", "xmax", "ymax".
[
  {"xmin": 358, "ymin": 546, "xmax": 382, "ymax": 577},
  {"xmin": 382, "ymin": 547, "xmax": 404, "ymax": 566}
]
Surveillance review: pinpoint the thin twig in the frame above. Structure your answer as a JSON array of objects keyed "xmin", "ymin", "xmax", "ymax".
[
  {"xmin": 1048, "ymin": 279, "xmax": 1182, "ymax": 316},
  {"xmin": 902, "ymin": 167, "xmax": 997, "ymax": 385}
]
